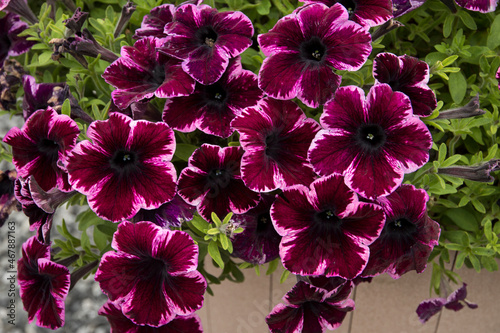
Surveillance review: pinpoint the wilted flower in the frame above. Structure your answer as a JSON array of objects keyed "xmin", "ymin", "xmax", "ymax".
[
  {"xmin": 3, "ymin": 107, "xmax": 80, "ymax": 192},
  {"xmin": 18, "ymin": 236, "xmax": 70, "ymax": 329},
  {"xmin": 0, "ymin": 13, "xmax": 35, "ymax": 68},
  {"xmin": 435, "ymin": 94, "xmax": 485, "ymax": 119},
  {"xmin": 373, "ymin": 52, "xmax": 436, "ymax": 117},
  {"xmin": 65, "ymin": 113, "xmax": 177, "ymax": 222},
  {"xmin": 0, "ymin": 0, "xmax": 38, "ymax": 25},
  {"xmin": 416, "ymin": 283, "xmax": 478, "ymax": 323},
  {"xmin": 455, "ymin": 0, "xmax": 497, "ymax": 12},
  {"xmin": 266, "ymin": 280, "xmax": 354, "ymax": 333},
  {"xmin": 132, "ymin": 195, "xmax": 196, "ymax": 228},
  {"xmin": 95, "ymin": 221, "xmax": 206, "ymax": 327},
  {"xmin": 160, "ymin": 4, "xmax": 254, "ymax": 85},
  {"xmin": 102, "ymin": 36, "xmax": 195, "ymax": 109},
  {"xmin": 271, "ymin": 174, "xmax": 385, "ymax": 279},
  {"xmin": 0, "ymin": 58, "xmax": 24, "ymax": 110},
  {"xmin": 177, "ymin": 144, "xmax": 260, "ymax": 222},
  {"xmin": 258, "ymin": 3, "xmax": 371, "ymax": 108},
  {"xmin": 0, "ymin": 170, "xmax": 19, "ymax": 227},
  {"xmin": 392, "ymin": 0, "xmax": 426, "ymax": 17},
  {"xmin": 231, "ymin": 97, "xmax": 320, "ymax": 192},
  {"xmin": 438, "ymin": 159, "xmax": 500, "ymax": 182},
  {"xmin": 361, "ymin": 184, "xmax": 440, "ymax": 278},
  {"xmin": 163, "ymin": 57, "xmax": 263, "ymax": 138},
  {"xmin": 308, "ymin": 84, "xmax": 432, "ymax": 199}
]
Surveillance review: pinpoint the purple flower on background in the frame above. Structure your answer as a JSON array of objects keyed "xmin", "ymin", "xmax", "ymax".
[
  {"xmin": 163, "ymin": 57, "xmax": 263, "ymax": 138},
  {"xmin": 3, "ymin": 107, "xmax": 80, "ymax": 192},
  {"xmin": 373, "ymin": 52, "xmax": 436, "ymax": 117},
  {"xmin": 231, "ymin": 194, "xmax": 281, "ymax": 265},
  {"xmin": 95, "ymin": 221, "xmax": 207, "ymax": 327},
  {"xmin": 231, "ymin": 97, "xmax": 320, "ymax": 192},
  {"xmin": 257, "ymin": 3, "xmax": 371, "ymax": 108},
  {"xmin": 496, "ymin": 65, "xmax": 500, "ymax": 90},
  {"xmin": 308, "ymin": 84, "xmax": 432, "ymax": 200},
  {"xmin": 99, "ymin": 300, "xmax": 204, "ymax": 333},
  {"xmin": 0, "ymin": 169, "xmax": 18, "ymax": 227},
  {"xmin": 22, "ymin": 75, "xmax": 93, "ymax": 123},
  {"xmin": 392, "ymin": 0, "xmax": 426, "ymax": 17},
  {"xmin": 160, "ymin": 4, "xmax": 253, "ymax": 85},
  {"xmin": 177, "ymin": 144, "xmax": 260, "ymax": 222},
  {"xmin": 298, "ymin": 0, "xmax": 393, "ymax": 29},
  {"xmin": 0, "ymin": 0, "xmax": 38, "ymax": 24},
  {"xmin": 65, "ymin": 113, "xmax": 177, "ymax": 222},
  {"xmin": 15, "ymin": 177, "xmax": 75, "ymax": 243},
  {"xmin": 132, "ymin": 195, "xmax": 196, "ymax": 228},
  {"xmin": 455, "ymin": 0, "xmax": 497, "ymax": 12},
  {"xmin": 133, "ymin": 4, "xmax": 175, "ymax": 39},
  {"xmin": 18, "ymin": 236, "xmax": 70, "ymax": 330},
  {"xmin": 361, "ymin": 184, "xmax": 440, "ymax": 278},
  {"xmin": 109, "ymin": 100, "xmax": 162, "ymax": 122},
  {"xmin": 266, "ymin": 280, "xmax": 354, "ymax": 333},
  {"xmin": 102, "ymin": 36, "xmax": 195, "ymax": 109},
  {"xmin": 271, "ymin": 174, "xmax": 385, "ymax": 279},
  {"xmin": 416, "ymin": 283, "xmax": 478, "ymax": 323},
  {"xmin": 0, "ymin": 13, "xmax": 35, "ymax": 68}
]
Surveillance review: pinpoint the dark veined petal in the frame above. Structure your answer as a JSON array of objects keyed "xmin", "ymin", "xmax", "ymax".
[{"xmin": 455, "ymin": 0, "xmax": 497, "ymax": 12}]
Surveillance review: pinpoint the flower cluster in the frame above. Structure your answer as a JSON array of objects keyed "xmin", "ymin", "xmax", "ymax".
[{"xmin": 2, "ymin": 0, "xmax": 498, "ymax": 332}]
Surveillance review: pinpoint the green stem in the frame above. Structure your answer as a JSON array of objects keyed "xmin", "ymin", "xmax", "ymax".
[{"xmin": 448, "ymin": 135, "xmax": 460, "ymax": 156}]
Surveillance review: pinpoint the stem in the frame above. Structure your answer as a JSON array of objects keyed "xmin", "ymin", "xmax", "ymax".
[
  {"xmin": 89, "ymin": 70, "xmax": 111, "ymax": 99},
  {"xmin": 433, "ymin": 251, "xmax": 459, "ymax": 333},
  {"xmin": 347, "ymin": 285, "xmax": 357, "ymax": 333},
  {"xmin": 448, "ymin": 135, "xmax": 460, "ymax": 156}
]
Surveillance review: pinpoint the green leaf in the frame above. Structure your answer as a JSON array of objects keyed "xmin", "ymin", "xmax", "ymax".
[
  {"xmin": 445, "ymin": 207, "xmax": 479, "ymax": 232},
  {"xmin": 190, "ymin": 215, "xmax": 210, "ymax": 233},
  {"xmin": 280, "ymin": 269, "xmax": 290, "ymax": 284},
  {"xmin": 471, "ymin": 247, "xmax": 495, "ymax": 256},
  {"xmin": 487, "ymin": 14, "xmax": 500, "ymax": 49},
  {"xmin": 211, "ymin": 212, "xmax": 222, "ymax": 227},
  {"xmin": 208, "ymin": 241, "xmax": 224, "ymax": 269},
  {"xmin": 481, "ymin": 256, "xmax": 498, "ymax": 272},
  {"xmin": 449, "ymin": 71, "xmax": 467, "ymax": 104},
  {"xmin": 256, "ymin": 0, "xmax": 271, "ymax": 15},
  {"xmin": 266, "ymin": 258, "xmax": 279, "ymax": 275},
  {"xmin": 219, "ymin": 233, "xmax": 230, "ymax": 251},
  {"xmin": 457, "ymin": 10, "xmax": 477, "ymax": 30},
  {"xmin": 455, "ymin": 251, "xmax": 467, "ymax": 269},
  {"xmin": 484, "ymin": 220, "xmax": 493, "ymax": 242},
  {"xmin": 444, "ymin": 243, "xmax": 464, "ymax": 251},
  {"xmin": 441, "ymin": 154, "xmax": 462, "ymax": 167},
  {"xmin": 443, "ymin": 15, "xmax": 455, "ymax": 38},
  {"xmin": 430, "ymin": 262, "xmax": 442, "ymax": 294},
  {"xmin": 230, "ymin": 263, "xmax": 245, "ymax": 282},
  {"xmin": 93, "ymin": 227, "xmax": 110, "ymax": 252},
  {"xmin": 222, "ymin": 212, "xmax": 233, "ymax": 225},
  {"xmin": 468, "ymin": 253, "xmax": 481, "ymax": 272},
  {"xmin": 174, "ymin": 143, "xmax": 197, "ymax": 161},
  {"xmin": 61, "ymin": 99, "xmax": 71, "ymax": 117},
  {"xmin": 206, "ymin": 228, "xmax": 220, "ymax": 235}
]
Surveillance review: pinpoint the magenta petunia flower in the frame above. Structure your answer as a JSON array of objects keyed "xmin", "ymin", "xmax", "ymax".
[
  {"xmin": 231, "ymin": 194, "xmax": 281, "ymax": 265},
  {"xmin": 271, "ymin": 174, "xmax": 385, "ymax": 279},
  {"xmin": 177, "ymin": 144, "xmax": 260, "ymax": 222},
  {"xmin": 132, "ymin": 195, "xmax": 196, "ymax": 229},
  {"xmin": 266, "ymin": 280, "xmax": 354, "ymax": 333},
  {"xmin": 3, "ymin": 107, "xmax": 80, "ymax": 192},
  {"xmin": 231, "ymin": 97, "xmax": 320, "ymax": 192},
  {"xmin": 133, "ymin": 4, "xmax": 175, "ymax": 39},
  {"xmin": 99, "ymin": 300, "xmax": 204, "ymax": 333},
  {"xmin": 392, "ymin": 0, "xmax": 426, "ymax": 17},
  {"xmin": 298, "ymin": 0, "xmax": 393, "ymax": 29},
  {"xmin": 65, "ymin": 113, "xmax": 177, "ymax": 222},
  {"xmin": 455, "ymin": 0, "xmax": 497, "ymax": 12},
  {"xmin": 496, "ymin": 65, "xmax": 500, "ymax": 90},
  {"xmin": 160, "ymin": 4, "xmax": 254, "ymax": 85},
  {"xmin": 308, "ymin": 84, "xmax": 432, "ymax": 200},
  {"xmin": 257, "ymin": 3, "xmax": 371, "ymax": 108},
  {"xmin": 361, "ymin": 184, "xmax": 440, "ymax": 279},
  {"xmin": 0, "ymin": 13, "xmax": 35, "ymax": 68},
  {"xmin": 95, "ymin": 221, "xmax": 206, "ymax": 327},
  {"xmin": 102, "ymin": 36, "xmax": 195, "ymax": 109},
  {"xmin": 416, "ymin": 283, "xmax": 478, "ymax": 323},
  {"xmin": 18, "ymin": 236, "xmax": 70, "ymax": 330},
  {"xmin": 373, "ymin": 52, "xmax": 437, "ymax": 117},
  {"xmin": 163, "ymin": 57, "xmax": 263, "ymax": 138}
]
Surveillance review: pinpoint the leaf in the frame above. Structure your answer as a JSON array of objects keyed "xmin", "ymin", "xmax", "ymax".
[
  {"xmin": 266, "ymin": 258, "xmax": 279, "ymax": 275},
  {"xmin": 457, "ymin": 10, "xmax": 477, "ymax": 30},
  {"xmin": 211, "ymin": 212, "xmax": 222, "ymax": 227},
  {"xmin": 256, "ymin": 0, "xmax": 271, "ymax": 15},
  {"xmin": 219, "ymin": 233, "xmax": 229, "ymax": 251},
  {"xmin": 430, "ymin": 262, "xmax": 442, "ymax": 294},
  {"xmin": 174, "ymin": 143, "xmax": 197, "ymax": 161},
  {"xmin": 481, "ymin": 256, "xmax": 498, "ymax": 272},
  {"xmin": 230, "ymin": 264, "xmax": 245, "ymax": 282},
  {"xmin": 468, "ymin": 253, "xmax": 481, "ymax": 272},
  {"xmin": 280, "ymin": 269, "xmax": 290, "ymax": 284},
  {"xmin": 443, "ymin": 15, "xmax": 455, "ymax": 38},
  {"xmin": 487, "ymin": 14, "xmax": 500, "ymax": 49},
  {"xmin": 449, "ymin": 71, "xmax": 467, "ymax": 104},
  {"xmin": 206, "ymin": 228, "xmax": 220, "ymax": 235},
  {"xmin": 445, "ymin": 207, "xmax": 479, "ymax": 232},
  {"xmin": 208, "ymin": 241, "xmax": 224, "ymax": 269},
  {"xmin": 190, "ymin": 215, "xmax": 210, "ymax": 233},
  {"xmin": 471, "ymin": 247, "xmax": 495, "ymax": 256}
]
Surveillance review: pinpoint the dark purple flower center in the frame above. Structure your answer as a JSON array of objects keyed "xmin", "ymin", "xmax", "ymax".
[
  {"xmin": 300, "ymin": 37, "xmax": 327, "ymax": 63},
  {"xmin": 150, "ymin": 64, "xmax": 166, "ymax": 86},
  {"xmin": 255, "ymin": 213, "xmax": 272, "ymax": 234},
  {"xmin": 265, "ymin": 130, "xmax": 285, "ymax": 160},
  {"xmin": 355, "ymin": 124, "xmax": 386, "ymax": 152},
  {"xmin": 207, "ymin": 168, "xmax": 232, "ymax": 194},
  {"xmin": 110, "ymin": 150, "xmax": 140, "ymax": 176},
  {"xmin": 338, "ymin": 0, "xmax": 357, "ymax": 14},
  {"xmin": 0, "ymin": 34, "xmax": 11, "ymax": 62},
  {"xmin": 202, "ymin": 83, "xmax": 227, "ymax": 107},
  {"xmin": 196, "ymin": 26, "xmax": 218, "ymax": 48},
  {"xmin": 311, "ymin": 209, "xmax": 343, "ymax": 236},
  {"xmin": 380, "ymin": 217, "xmax": 418, "ymax": 257},
  {"xmin": 37, "ymin": 138, "xmax": 60, "ymax": 161}
]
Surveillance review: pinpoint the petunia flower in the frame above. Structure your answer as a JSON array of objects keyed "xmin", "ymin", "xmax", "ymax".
[
  {"xmin": 0, "ymin": 170, "xmax": 19, "ymax": 227},
  {"xmin": 455, "ymin": 0, "xmax": 497, "ymax": 12},
  {"xmin": 0, "ymin": 0, "xmax": 38, "ymax": 24},
  {"xmin": 361, "ymin": 184, "xmax": 440, "ymax": 278},
  {"xmin": 373, "ymin": 52, "xmax": 437, "ymax": 117},
  {"xmin": 231, "ymin": 194, "xmax": 281, "ymax": 265},
  {"xmin": 102, "ymin": 36, "xmax": 195, "ymax": 109},
  {"xmin": 17, "ymin": 236, "xmax": 70, "ymax": 329},
  {"xmin": 65, "ymin": 113, "xmax": 177, "ymax": 222},
  {"xmin": 133, "ymin": 4, "xmax": 175, "ymax": 39},
  {"xmin": 266, "ymin": 280, "xmax": 354, "ymax": 333},
  {"xmin": 95, "ymin": 221, "xmax": 207, "ymax": 327},
  {"xmin": 0, "ymin": 13, "xmax": 35, "ymax": 68},
  {"xmin": 3, "ymin": 107, "xmax": 80, "ymax": 192},
  {"xmin": 160, "ymin": 4, "xmax": 254, "ymax": 85},
  {"xmin": 270, "ymin": 174, "xmax": 385, "ymax": 279},
  {"xmin": 308, "ymin": 84, "xmax": 432, "ymax": 200},
  {"xmin": 231, "ymin": 97, "xmax": 320, "ymax": 192},
  {"xmin": 132, "ymin": 195, "xmax": 196, "ymax": 229},
  {"xmin": 257, "ymin": 3, "xmax": 371, "ymax": 108},
  {"xmin": 392, "ymin": 0, "xmax": 426, "ymax": 17},
  {"xmin": 416, "ymin": 283, "xmax": 478, "ymax": 323},
  {"xmin": 99, "ymin": 300, "xmax": 204, "ymax": 333},
  {"xmin": 177, "ymin": 144, "xmax": 260, "ymax": 222},
  {"xmin": 298, "ymin": 0, "xmax": 393, "ymax": 29},
  {"xmin": 163, "ymin": 57, "xmax": 263, "ymax": 138}
]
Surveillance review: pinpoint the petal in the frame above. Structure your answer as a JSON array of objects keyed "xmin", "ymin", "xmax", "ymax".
[
  {"xmin": 266, "ymin": 303, "xmax": 304, "ymax": 333},
  {"xmin": 258, "ymin": 53, "xmax": 302, "ymax": 100},
  {"xmin": 297, "ymin": 64, "xmax": 342, "ymax": 108},
  {"xmin": 181, "ymin": 45, "xmax": 229, "ymax": 85}
]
